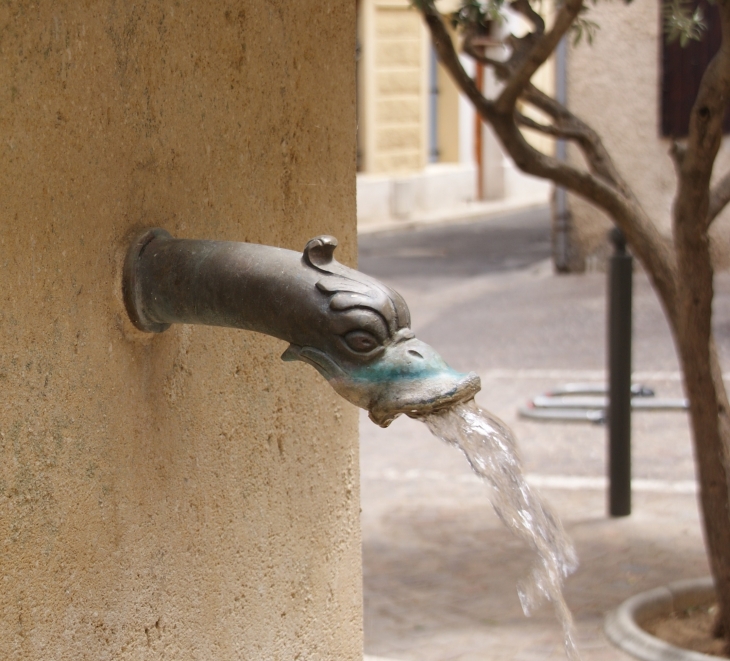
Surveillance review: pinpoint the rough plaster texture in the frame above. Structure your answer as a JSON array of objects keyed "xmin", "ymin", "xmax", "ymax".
[
  {"xmin": 0, "ymin": 2, "xmax": 361, "ymax": 659},
  {"xmin": 566, "ymin": 0, "xmax": 730, "ymax": 271}
]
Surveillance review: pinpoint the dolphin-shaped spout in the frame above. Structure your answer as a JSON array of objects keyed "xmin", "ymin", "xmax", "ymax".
[{"xmin": 123, "ymin": 229, "xmax": 480, "ymax": 427}]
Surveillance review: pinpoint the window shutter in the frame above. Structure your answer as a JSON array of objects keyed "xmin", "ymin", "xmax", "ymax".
[{"xmin": 661, "ymin": 1, "xmax": 730, "ymax": 137}]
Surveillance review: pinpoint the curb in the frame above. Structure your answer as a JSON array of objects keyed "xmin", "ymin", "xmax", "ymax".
[
  {"xmin": 357, "ymin": 200, "xmax": 549, "ymax": 235},
  {"xmin": 604, "ymin": 577, "xmax": 716, "ymax": 661}
]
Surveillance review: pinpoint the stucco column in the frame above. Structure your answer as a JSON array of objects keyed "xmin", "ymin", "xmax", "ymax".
[{"xmin": 0, "ymin": 2, "xmax": 361, "ymax": 659}]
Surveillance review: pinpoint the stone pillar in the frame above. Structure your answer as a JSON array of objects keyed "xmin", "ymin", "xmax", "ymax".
[{"xmin": 0, "ymin": 2, "xmax": 361, "ymax": 659}]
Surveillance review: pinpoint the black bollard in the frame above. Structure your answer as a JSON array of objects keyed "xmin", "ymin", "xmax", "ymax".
[{"xmin": 608, "ymin": 228, "xmax": 632, "ymax": 517}]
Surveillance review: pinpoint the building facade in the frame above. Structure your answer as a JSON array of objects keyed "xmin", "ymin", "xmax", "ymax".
[{"xmin": 356, "ymin": 0, "xmax": 551, "ymax": 229}]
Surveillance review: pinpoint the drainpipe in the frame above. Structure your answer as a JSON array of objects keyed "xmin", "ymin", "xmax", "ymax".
[
  {"xmin": 429, "ymin": 45, "xmax": 440, "ymax": 163},
  {"xmin": 554, "ymin": 36, "xmax": 570, "ymax": 272},
  {"xmin": 475, "ymin": 62, "xmax": 484, "ymax": 200}
]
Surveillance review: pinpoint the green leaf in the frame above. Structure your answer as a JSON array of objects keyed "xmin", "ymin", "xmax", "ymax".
[
  {"xmin": 662, "ymin": 0, "xmax": 707, "ymax": 46},
  {"xmin": 448, "ymin": 0, "xmax": 509, "ymax": 32},
  {"xmin": 570, "ymin": 16, "xmax": 599, "ymax": 47}
]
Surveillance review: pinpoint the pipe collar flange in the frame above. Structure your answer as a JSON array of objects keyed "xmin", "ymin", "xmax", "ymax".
[{"xmin": 122, "ymin": 227, "xmax": 172, "ymax": 334}]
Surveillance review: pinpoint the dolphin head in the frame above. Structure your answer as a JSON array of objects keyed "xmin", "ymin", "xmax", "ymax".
[{"xmin": 281, "ymin": 236, "xmax": 481, "ymax": 427}]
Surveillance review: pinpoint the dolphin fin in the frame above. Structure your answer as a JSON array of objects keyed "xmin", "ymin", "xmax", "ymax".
[{"xmin": 281, "ymin": 344, "xmax": 302, "ymax": 362}]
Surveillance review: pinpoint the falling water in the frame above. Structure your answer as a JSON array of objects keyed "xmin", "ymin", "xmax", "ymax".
[{"xmin": 421, "ymin": 398, "xmax": 580, "ymax": 661}]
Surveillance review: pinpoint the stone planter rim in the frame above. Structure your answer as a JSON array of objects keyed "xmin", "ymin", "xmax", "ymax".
[{"xmin": 605, "ymin": 577, "xmax": 718, "ymax": 661}]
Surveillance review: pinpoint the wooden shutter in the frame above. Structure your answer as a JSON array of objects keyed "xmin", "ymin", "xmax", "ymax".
[{"xmin": 661, "ymin": 1, "xmax": 730, "ymax": 137}]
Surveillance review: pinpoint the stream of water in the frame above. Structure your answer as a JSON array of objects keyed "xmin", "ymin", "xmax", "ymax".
[{"xmin": 421, "ymin": 398, "xmax": 580, "ymax": 661}]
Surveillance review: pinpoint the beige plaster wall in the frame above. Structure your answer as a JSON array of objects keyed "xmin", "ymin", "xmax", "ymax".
[
  {"xmin": 0, "ymin": 2, "xmax": 361, "ymax": 659},
  {"xmin": 566, "ymin": 0, "xmax": 730, "ymax": 271}
]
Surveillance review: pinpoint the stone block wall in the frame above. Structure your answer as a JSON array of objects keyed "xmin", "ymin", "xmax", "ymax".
[{"xmin": 359, "ymin": 0, "xmax": 428, "ymax": 173}]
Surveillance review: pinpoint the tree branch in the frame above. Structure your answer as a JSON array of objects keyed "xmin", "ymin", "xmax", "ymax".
[
  {"xmin": 415, "ymin": 0, "xmax": 678, "ymax": 318},
  {"xmin": 491, "ymin": 113, "xmax": 678, "ymax": 316},
  {"xmin": 419, "ymin": 4, "xmax": 604, "ymax": 195},
  {"xmin": 708, "ymin": 169, "xmax": 730, "ymax": 226},
  {"xmin": 674, "ymin": 0, "xmax": 730, "ymax": 235},
  {"xmin": 514, "ymin": 111, "xmax": 584, "ymax": 140},
  {"xmin": 520, "ymin": 85, "xmax": 633, "ymax": 195},
  {"xmin": 419, "ymin": 2, "xmax": 496, "ymax": 121},
  {"xmin": 495, "ymin": 0, "xmax": 584, "ymax": 113},
  {"xmin": 510, "ymin": 0, "xmax": 545, "ymax": 35},
  {"xmin": 669, "ymin": 141, "xmax": 687, "ymax": 181},
  {"xmin": 462, "ymin": 32, "xmax": 511, "ymax": 79}
]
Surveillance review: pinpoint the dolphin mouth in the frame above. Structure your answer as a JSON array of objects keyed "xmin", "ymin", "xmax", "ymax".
[
  {"xmin": 282, "ymin": 340, "xmax": 482, "ymax": 429},
  {"xmin": 367, "ymin": 370, "xmax": 481, "ymax": 427}
]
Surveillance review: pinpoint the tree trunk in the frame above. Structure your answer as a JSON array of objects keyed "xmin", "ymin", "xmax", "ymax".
[
  {"xmin": 677, "ymin": 294, "xmax": 730, "ymax": 650},
  {"xmin": 672, "ymin": 228, "xmax": 730, "ymax": 639},
  {"xmin": 677, "ymin": 334, "xmax": 730, "ymax": 641}
]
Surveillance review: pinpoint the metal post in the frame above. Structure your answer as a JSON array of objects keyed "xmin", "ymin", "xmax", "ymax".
[{"xmin": 608, "ymin": 228, "xmax": 632, "ymax": 517}]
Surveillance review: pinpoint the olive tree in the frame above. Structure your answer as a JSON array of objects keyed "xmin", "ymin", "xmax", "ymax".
[{"xmin": 412, "ymin": 0, "xmax": 730, "ymax": 643}]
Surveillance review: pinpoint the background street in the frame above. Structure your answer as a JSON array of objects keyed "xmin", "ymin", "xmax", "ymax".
[{"xmin": 357, "ymin": 208, "xmax": 730, "ymax": 661}]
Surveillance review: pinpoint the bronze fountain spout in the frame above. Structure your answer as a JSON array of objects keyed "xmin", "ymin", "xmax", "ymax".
[{"xmin": 123, "ymin": 229, "xmax": 481, "ymax": 427}]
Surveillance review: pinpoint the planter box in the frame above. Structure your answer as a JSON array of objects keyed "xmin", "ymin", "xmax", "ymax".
[{"xmin": 605, "ymin": 577, "xmax": 717, "ymax": 661}]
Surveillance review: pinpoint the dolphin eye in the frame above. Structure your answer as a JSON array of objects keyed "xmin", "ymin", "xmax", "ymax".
[{"xmin": 343, "ymin": 330, "xmax": 380, "ymax": 353}]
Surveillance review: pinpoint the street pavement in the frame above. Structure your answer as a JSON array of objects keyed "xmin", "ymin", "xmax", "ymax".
[{"xmin": 357, "ymin": 208, "xmax": 730, "ymax": 661}]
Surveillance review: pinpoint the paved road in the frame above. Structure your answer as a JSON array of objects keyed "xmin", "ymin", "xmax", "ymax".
[
  {"xmin": 357, "ymin": 209, "xmax": 725, "ymax": 661},
  {"xmin": 359, "ymin": 207, "xmax": 554, "ymax": 285},
  {"xmin": 360, "ymin": 208, "xmax": 730, "ymax": 376}
]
